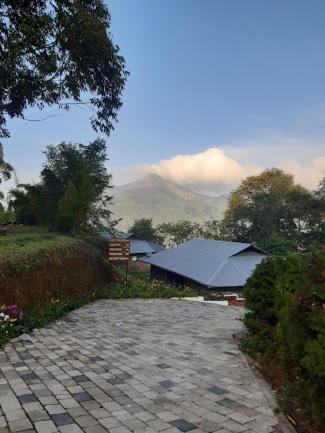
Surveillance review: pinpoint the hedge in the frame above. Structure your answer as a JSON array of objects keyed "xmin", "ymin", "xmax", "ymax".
[
  {"xmin": 242, "ymin": 246, "xmax": 325, "ymax": 430},
  {"xmin": 0, "ymin": 235, "xmax": 111, "ymax": 307}
]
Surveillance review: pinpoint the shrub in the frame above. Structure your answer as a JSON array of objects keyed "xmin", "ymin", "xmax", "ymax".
[
  {"xmin": 242, "ymin": 246, "xmax": 325, "ymax": 430},
  {"xmin": 109, "ymin": 270, "xmax": 193, "ymax": 299},
  {"xmin": 241, "ymin": 256, "xmax": 283, "ymax": 357}
]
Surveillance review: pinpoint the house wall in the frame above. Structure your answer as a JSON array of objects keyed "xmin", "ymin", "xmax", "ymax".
[
  {"xmin": 150, "ymin": 265, "xmax": 243, "ymax": 295},
  {"xmin": 129, "ymin": 259, "xmax": 150, "ymax": 272}
]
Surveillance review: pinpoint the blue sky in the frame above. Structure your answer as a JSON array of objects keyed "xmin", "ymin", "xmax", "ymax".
[{"xmin": 3, "ymin": 0, "xmax": 325, "ymax": 194}]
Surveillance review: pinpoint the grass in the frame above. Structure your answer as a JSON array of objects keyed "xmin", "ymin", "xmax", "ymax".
[{"xmin": 0, "ymin": 225, "xmax": 77, "ymax": 256}]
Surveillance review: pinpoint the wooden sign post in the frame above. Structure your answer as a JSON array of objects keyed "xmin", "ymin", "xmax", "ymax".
[{"xmin": 107, "ymin": 239, "xmax": 130, "ymax": 284}]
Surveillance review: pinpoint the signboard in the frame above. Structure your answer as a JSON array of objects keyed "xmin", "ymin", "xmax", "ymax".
[{"xmin": 107, "ymin": 239, "xmax": 130, "ymax": 261}]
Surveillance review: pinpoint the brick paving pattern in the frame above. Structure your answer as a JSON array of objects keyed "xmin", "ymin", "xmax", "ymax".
[{"xmin": 0, "ymin": 300, "xmax": 282, "ymax": 433}]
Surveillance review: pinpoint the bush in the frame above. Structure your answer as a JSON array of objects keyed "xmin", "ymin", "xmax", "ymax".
[
  {"xmin": 242, "ymin": 247, "xmax": 325, "ymax": 430},
  {"xmin": 109, "ymin": 268, "xmax": 193, "ymax": 299}
]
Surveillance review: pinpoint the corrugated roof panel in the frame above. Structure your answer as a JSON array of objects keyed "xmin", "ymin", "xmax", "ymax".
[
  {"xmin": 210, "ymin": 254, "xmax": 266, "ymax": 287},
  {"xmin": 98, "ymin": 232, "xmax": 165, "ymax": 255},
  {"xmin": 142, "ymin": 238, "xmax": 267, "ymax": 287},
  {"xmin": 130, "ymin": 239, "xmax": 165, "ymax": 255}
]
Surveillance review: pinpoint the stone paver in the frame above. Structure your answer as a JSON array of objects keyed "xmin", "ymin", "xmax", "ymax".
[{"xmin": 0, "ymin": 300, "xmax": 283, "ymax": 432}]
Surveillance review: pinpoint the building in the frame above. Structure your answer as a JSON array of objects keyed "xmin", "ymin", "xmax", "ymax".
[
  {"xmin": 141, "ymin": 238, "xmax": 269, "ymax": 293},
  {"xmin": 98, "ymin": 232, "xmax": 165, "ymax": 260}
]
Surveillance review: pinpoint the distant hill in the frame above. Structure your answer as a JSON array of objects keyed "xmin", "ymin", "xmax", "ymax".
[{"xmin": 111, "ymin": 174, "xmax": 228, "ymax": 231}]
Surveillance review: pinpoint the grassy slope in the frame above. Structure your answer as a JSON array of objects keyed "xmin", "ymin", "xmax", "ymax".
[{"xmin": 0, "ymin": 226, "xmax": 78, "ymax": 256}]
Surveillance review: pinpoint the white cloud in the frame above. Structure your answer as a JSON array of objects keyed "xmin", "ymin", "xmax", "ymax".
[
  {"xmin": 136, "ymin": 145, "xmax": 325, "ymax": 192},
  {"xmin": 138, "ymin": 147, "xmax": 262, "ymax": 187},
  {"xmin": 279, "ymin": 156, "xmax": 325, "ymax": 189}
]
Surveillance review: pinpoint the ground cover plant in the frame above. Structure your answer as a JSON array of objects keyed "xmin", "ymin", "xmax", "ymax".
[
  {"xmin": 241, "ymin": 247, "xmax": 325, "ymax": 432},
  {"xmin": 0, "ymin": 225, "xmax": 77, "ymax": 257}
]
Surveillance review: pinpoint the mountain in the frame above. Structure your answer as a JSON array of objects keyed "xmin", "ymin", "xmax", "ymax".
[{"xmin": 111, "ymin": 174, "xmax": 228, "ymax": 231}]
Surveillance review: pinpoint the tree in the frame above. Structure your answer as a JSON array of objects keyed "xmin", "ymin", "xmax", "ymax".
[
  {"xmin": 9, "ymin": 183, "xmax": 47, "ymax": 225},
  {"xmin": 315, "ymin": 177, "xmax": 325, "ymax": 201},
  {"xmin": 156, "ymin": 220, "xmax": 203, "ymax": 247},
  {"xmin": 221, "ymin": 168, "xmax": 322, "ymax": 251},
  {"xmin": 128, "ymin": 218, "xmax": 162, "ymax": 244},
  {"xmin": 9, "ymin": 138, "xmax": 116, "ymax": 232},
  {"xmin": 201, "ymin": 219, "xmax": 222, "ymax": 240},
  {"xmin": 0, "ymin": 144, "xmax": 12, "ymax": 183},
  {"xmin": 311, "ymin": 177, "xmax": 325, "ymax": 245},
  {"xmin": 0, "ymin": 0, "xmax": 128, "ymax": 153}
]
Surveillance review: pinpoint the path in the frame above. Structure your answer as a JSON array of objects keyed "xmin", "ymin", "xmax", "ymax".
[{"xmin": 0, "ymin": 300, "xmax": 282, "ymax": 433}]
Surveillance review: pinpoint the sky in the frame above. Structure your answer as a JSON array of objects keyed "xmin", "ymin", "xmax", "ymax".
[{"xmin": 2, "ymin": 0, "xmax": 325, "ymax": 196}]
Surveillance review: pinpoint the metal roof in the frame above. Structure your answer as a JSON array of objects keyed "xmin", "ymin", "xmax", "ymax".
[
  {"xmin": 129, "ymin": 238, "xmax": 165, "ymax": 255},
  {"xmin": 141, "ymin": 238, "xmax": 268, "ymax": 288},
  {"xmin": 98, "ymin": 232, "xmax": 165, "ymax": 255}
]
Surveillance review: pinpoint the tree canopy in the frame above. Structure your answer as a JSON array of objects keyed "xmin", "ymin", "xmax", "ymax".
[
  {"xmin": 128, "ymin": 218, "xmax": 163, "ymax": 244},
  {"xmin": 0, "ymin": 0, "xmax": 128, "ymax": 155},
  {"xmin": 221, "ymin": 168, "xmax": 324, "ymax": 250},
  {"xmin": 9, "ymin": 138, "xmax": 116, "ymax": 232}
]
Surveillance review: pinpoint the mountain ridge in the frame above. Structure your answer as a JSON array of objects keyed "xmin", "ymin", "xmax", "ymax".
[{"xmin": 111, "ymin": 174, "xmax": 228, "ymax": 231}]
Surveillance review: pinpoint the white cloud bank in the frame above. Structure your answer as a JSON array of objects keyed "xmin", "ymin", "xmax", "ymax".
[
  {"xmin": 138, "ymin": 147, "xmax": 325, "ymax": 191},
  {"xmin": 280, "ymin": 156, "xmax": 325, "ymax": 189},
  {"xmin": 139, "ymin": 148, "xmax": 262, "ymax": 186}
]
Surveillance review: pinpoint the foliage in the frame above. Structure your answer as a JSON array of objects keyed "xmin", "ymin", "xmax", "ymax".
[
  {"xmin": 222, "ymin": 168, "xmax": 323, "ymax": 250},
  {"xmin": 0, "ymin": 0, "xmax": 128, "ymax": 149},
  {"xmin": 0, "ymin": 207, "xmax": 15, "ymax": 225},
  {"xmin": 0, "ymin": 144, "xmax": 12, "ymax": 183},
  {"xmin": 156, "ymin": 220, "xmax": 203, "ymax": 247},
  {"xmin": 200, "ymin": 219, "xmax": 222, "ymax": 240},
  {"xmin": 0, "ymin": 226, "xmax": 84, "ymax": 281},
  {"xmin": 242, "ymin": 247, "xmax": 325, "ymax": 429},
  {"xmin": 128, "ymin": 218, "xmax": 163, "ymax": 244},
  {"xmin": 0, "ymin": 225, "xmax": 77, "ymax": 257},
  {"xmin": 109, "ymin": 268, "xmax": 193, "ymax": 299},
  {"xmin": 0, "ymin": 304, "xmax": 24, "ymax": 341},
  {"xmin": 9, "ymin": 139, "xmax": 116, "ymax": 233},
  {"xmin": 256, "ymin": 236, "xmax": 296, "ymax": 255},
  {"xmin": 315, "ymin": 177, "xmax": 325, "ymax": 201}
]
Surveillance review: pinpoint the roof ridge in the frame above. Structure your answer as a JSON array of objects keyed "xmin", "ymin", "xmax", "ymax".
[
  {"xmin": 191, "ymin": 237, "xmax": 251, "ymax": 246},
  {"xmin": 206, "ymin": 258, "xmax": 228, "ymax": 287}
]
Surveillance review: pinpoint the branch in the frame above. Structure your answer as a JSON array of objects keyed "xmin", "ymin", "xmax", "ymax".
[{"xmin": 23, "ymin": 112, "xmax": 68, "ymax": 122}]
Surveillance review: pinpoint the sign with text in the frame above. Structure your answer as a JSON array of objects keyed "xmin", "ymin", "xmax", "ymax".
[{"xmin": 107, "ymin": 239, "xmax": 130, "ymax": 261}]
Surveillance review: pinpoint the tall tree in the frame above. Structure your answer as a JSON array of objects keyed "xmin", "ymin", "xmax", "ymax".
[
  {"xmin": 221, "ymin": 168, "xmax": 321, "ymax": 251},
  {"xmin": 0, "ymin": 0, "xmax": 128, "ymax": 159},
  {"xmin": 10, "ymin": 138, "xmax": 116, "ymax": 232}
]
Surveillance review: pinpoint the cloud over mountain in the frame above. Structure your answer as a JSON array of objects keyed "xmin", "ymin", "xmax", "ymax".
[
  {"xmin": 139, "ymin": 148, "xmax": 262, "ymax": 187},
  {"xmin": 137, "ymin": 146, "xmax": 325, "ymax": 191}
]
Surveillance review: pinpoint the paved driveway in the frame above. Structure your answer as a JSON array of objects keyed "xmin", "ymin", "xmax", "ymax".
[{"xmin": 0, "ymin": 300, "xmax": 282, "ymax": 433}]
